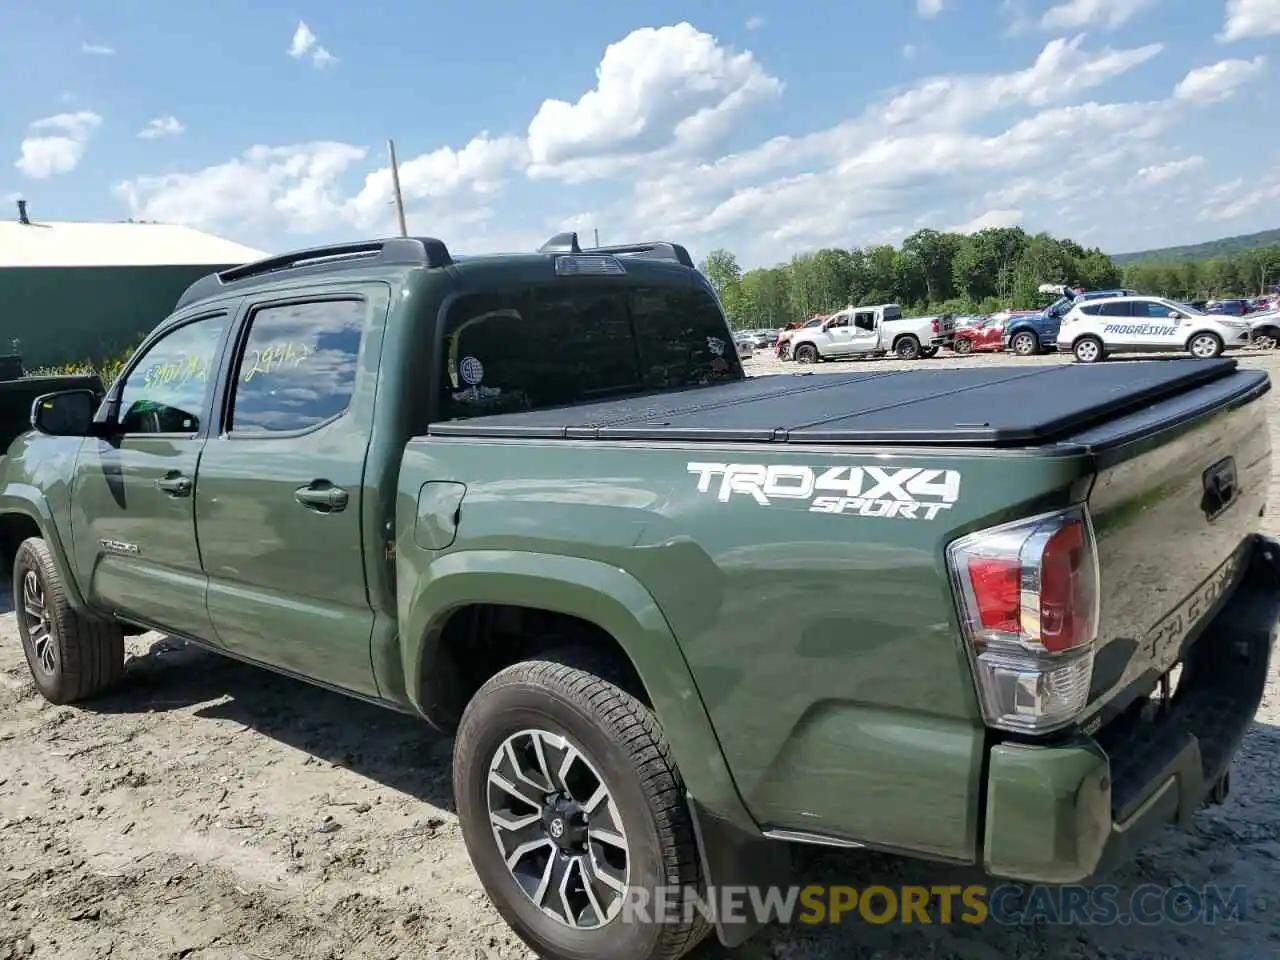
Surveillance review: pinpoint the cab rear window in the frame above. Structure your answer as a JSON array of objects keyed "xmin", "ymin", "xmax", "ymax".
[{"xmin": 438, "ymin": 282, "xmax": 742, "ymax": 420}]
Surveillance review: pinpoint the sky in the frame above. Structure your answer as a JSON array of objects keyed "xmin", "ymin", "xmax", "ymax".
[{"xmin": 1, "ymin": 0, "xmax": 1278, "ymax": 269}]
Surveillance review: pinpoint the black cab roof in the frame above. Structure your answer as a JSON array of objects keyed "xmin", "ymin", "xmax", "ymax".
[{"xmin": 174, "ymin": 231, "xmax": 698, "ymax": 310}]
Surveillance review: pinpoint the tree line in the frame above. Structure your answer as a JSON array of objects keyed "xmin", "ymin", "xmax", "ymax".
[{"xmin": 698, "ymin": 227, "xmax": 1280, "ymax": 329}]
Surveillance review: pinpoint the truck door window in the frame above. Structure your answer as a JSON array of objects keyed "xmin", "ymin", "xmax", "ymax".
[
  {"xmin": 853, "ymin": 312, "xmax": 875, "ymax": 331},
  {"xmin": 439, "ymin": 283, "xmax": 742, "ymax": 420},
  {"xmin": 228, "ymin": 299, "xmax": 364, "ymax": 433},
  {"xmin": 116, "ymin": 314, "xmax": 228, "ymax": 434}
]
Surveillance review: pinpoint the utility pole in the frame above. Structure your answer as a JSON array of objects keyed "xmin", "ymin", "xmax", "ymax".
[
  {"xmin": 593, "ymin": 228, "xmax": 600, "ymax": 248},
  {"xmin": 388, "ymin": 139, "xmax": 408, "ymax": 237}
]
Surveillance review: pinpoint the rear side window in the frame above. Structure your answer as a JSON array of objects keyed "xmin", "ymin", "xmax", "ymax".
[
  {"xmin": 439, "ymin": 283, "xmax": 741, "ymax": 420},
  {"xmin": 228, "ymin": 299, "xmax": 364, "ymax": 433},
  {"xmin": 1079, "ymin": 303, "xmax": 1103, "ymax": 316},
  {"xmin": 1098, "ymin": 301, "xmax": 1133, "ymax": 317}
]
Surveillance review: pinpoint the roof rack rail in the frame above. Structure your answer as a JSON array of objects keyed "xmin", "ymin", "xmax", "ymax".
[
  {"xmin": 175, "ymin": 236, "xmax": 453, "ymax": 309},
  {"xmin": 536, "ymin": 231, "xmax": 695, "ymax": 269}
]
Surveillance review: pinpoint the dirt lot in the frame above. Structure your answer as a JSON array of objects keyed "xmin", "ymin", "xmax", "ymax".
[{"xmin": 2, "ymin": 348, "xmax": 1279, "ymax": 960}]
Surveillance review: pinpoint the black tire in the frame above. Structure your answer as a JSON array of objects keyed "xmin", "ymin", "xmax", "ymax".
[
  {"xmin": 894, "ymin": 335, "xmax": 921, "ymax": 360},
  {"xmin": 12, "ymin": 537, "xmax": 125, "ymax": 704},
  {"xmin": 920, "ymin": 346, "xmax": 939, "ymax": 359},
  {"xmin": 1188, "ymin": 331, "xmax": 1224, "ymax": 359},
  {"xmin": 1252, "ymin": 326, "xmax": 1280, "ymax": 350},
  {"xmin": 1010, "ymin": 331, "xmax": 1039, "ymax": 356},
  {"xmin": 1073, "ymin": 336, "xmax": 1104, "ymax": 364},
  {"xmin": 453, "ymin": 651, "xmax": 710, "ymax": 960},
  {"xmin": 952, "ymin": 338, "xmax": 972, "ymax": 355},
  {"xmin": 793, "ymin": 342, "xmax": 818, "ymax": 363}
]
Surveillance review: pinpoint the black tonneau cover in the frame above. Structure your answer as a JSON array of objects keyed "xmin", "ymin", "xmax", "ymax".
[{"xmin": 427, "ymin": 358, "xmax": 1264, "ymax": 449}]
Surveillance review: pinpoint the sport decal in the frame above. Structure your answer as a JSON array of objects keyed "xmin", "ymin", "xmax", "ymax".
[
  {"xmin": 1102, "ymin": 323, "xmax": 1179, "ymax": 337},
  {"xmin": 686, "ymin": 462, "xmax": 961, "ymax": 520}
]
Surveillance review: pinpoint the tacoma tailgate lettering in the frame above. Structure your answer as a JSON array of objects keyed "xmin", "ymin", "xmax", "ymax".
[{"xmin": 686, "ymin": 462, "xmax": 961, "ymax": 519}]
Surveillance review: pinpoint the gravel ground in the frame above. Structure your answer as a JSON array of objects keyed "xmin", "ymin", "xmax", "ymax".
[{"xmin": 2, "ymin": 347, "xmax": 1279, "ymax": 960}]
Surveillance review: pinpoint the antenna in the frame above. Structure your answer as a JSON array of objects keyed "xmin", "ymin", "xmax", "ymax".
[{"xmin": 388, "ymin": 139, "xmax": 408, "ymax": 238}]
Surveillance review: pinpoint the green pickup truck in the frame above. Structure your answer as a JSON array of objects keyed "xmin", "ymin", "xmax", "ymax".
[{"xmin": 1, "ymin": 234, "xmax": 1277, "ymax": 960}]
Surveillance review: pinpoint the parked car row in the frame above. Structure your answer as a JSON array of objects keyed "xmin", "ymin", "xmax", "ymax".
[{"xmin": 748, "ymin": 289, "xmax": 1276, "ymax": 365}]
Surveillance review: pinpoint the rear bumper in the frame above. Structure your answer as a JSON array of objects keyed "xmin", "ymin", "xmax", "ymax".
[{"xmin": 982, "ymin": 532, "xmax": 1279, "ymax": 884}]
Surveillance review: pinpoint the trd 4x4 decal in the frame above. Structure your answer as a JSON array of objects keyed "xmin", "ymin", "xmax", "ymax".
[{"xmin": 686, "ymin": 462, "xmax": 962, "ymax": 520}]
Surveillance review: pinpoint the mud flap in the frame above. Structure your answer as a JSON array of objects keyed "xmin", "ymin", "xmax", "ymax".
[{"xmin": 686, "ymin": 793, "xmax": 793, "ymax": 949}]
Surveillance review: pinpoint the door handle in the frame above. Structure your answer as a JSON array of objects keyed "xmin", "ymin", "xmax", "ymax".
[
  {"xmin": 294, "ymin": 482, "xmax": 349, "ymax": 513},
  {"xmin": 155, "ymin": 473, "xmax": 192, "ymax": 498}
]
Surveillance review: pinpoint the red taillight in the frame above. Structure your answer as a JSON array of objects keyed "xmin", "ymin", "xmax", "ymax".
[
  {"xmin": 947, "ymin": 506, "xmax": 1100, "ymax": 734},
  {"xmin": 1038, "ymin": 519, "xmax": 1094, "ymax": 652},
  {"xmin": 932, "ymin": 318, "xmax": 940, "ymax": 333},
  {"xmin": 968, "ymin": 557, "xmax": 1020, "ymax": 632}
]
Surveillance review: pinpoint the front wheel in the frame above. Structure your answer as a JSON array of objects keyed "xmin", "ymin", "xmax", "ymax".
[
  {"xmin": 12, "ymin": 537, "xmax": 125, "ymax": 704},
  {"xmin": 1073, "ymin": 336, "xmax": 1104, "ymax": 363},
  {"xmin": 453, "ymin": 653, "xmax": 710, "ymax": 960},
  {"xmin": 1188, "ymin": 332, "xmax": 1224, "ymax": 358},
  {"xmin": 793, "ymin": 342, "xmax": 819, "ymax": 363},
  {"xmin": 1010, "ymin": 331, "xmax": 1040, "ymax": 356},
  {"xmin": 951, "ymin": 338, "xmax": 972, "ymax": 355}
]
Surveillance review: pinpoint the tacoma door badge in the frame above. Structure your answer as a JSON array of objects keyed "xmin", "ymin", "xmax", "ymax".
[{"xmin": 100, "ymin": 539, "xmax": 140, "ymax": 555}]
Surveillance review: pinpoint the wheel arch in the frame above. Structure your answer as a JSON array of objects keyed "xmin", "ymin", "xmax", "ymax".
[
  {"xmin": 0, "ymin": 492, "xmax": 87, "ymax": 610},
  {"xmin": 1185, "ymin": 327, "xmax": 1225, "ymax": 352},
  {"xmin": 400, "ymin": 549, "xmax": 757, "ymax": 834}
]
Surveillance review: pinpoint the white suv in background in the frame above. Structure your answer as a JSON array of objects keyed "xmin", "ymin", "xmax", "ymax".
[{"xmin": 1056, "ymin": 295, "xmax": 1252, "ymax": 363}]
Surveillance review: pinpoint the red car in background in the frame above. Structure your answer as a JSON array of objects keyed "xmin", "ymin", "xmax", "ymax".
[{"xmin": 951, "ymin": 313, "xmax": 1008, "ymax": 354}]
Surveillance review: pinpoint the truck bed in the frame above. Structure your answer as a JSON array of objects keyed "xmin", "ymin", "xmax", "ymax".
[{"xmin": 429, "ymin": 357, "xmax": 1263, "ymax": 449}]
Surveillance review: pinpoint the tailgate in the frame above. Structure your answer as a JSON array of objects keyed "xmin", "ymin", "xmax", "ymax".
[{"xmin": 1077, "ymin": 368, "xmax": 1271, "ymax": 730}]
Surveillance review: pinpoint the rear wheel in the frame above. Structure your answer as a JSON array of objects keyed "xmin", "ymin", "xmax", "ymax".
[
  {"xmin": 1073, "ymin": 336, "xmax": 1104, "ymax": 363},
  {"xmin": 1251, "ymin": 326, "xmax": 1280, "ymax": 350},
  {"xmin": 951, "ymin": 338, "xmax": 972, "ymax": 355},
  {"xmin": 1188, "ymin": 332, "xmax": 1224, "ymax": 358},
  {"xmin": 793, "ymin": 342, "xmax": 819, "ymax": 363},
  {"xmin": 453, "ymin": 652, "xmax": 709, "ymax": 960},
  {"xmin": 894, "ymin": 336, "xmax": 921, "ymax": 360},
  {"xmin": 13, "ymin": 537, "xmax": 125, "ymax": 704},
  {"xmin": 1010, "ymin": 331, "xmax": 1039, "ymax": 356},
  {"xmin": 920, "ymin": 346, "xmax": 939, "ymax": 359}
]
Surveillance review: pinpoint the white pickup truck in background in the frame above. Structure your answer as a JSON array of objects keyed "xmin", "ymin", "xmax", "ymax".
[{"xmin": 788, "ymin": 302, "xmax": 954, "ymax": 362}]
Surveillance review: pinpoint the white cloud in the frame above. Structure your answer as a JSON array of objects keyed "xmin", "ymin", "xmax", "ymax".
[
  {"xmin": 1199, "ymin": 164, "xmax": 1280, "ymax": 220},
  {"xmin": 80, "ymin": 42, "xmax": 115, "ymax": 55},
  {"xmin": 1218, "ymin": 0, "xmax": 1280, "ymax": 42},
  {"xmin": 115, "ymin": 143, "xmax": 367, "ymax": 235},
  {"xmin": 1134, "ymin": 155, "xmax": 1206, "ymax": 186},
  {"xmin": 138, "ymin": 116, "xmax": 185, "ymax": 139},
  {"xmin": 917, "ymin": 0, "xmax": 946, "ymax": 18},
  {"xmin": 109, "ymin": 22, "xmax": 1244, "ymax": 266},
  {"xmin": 288, "ymin": 20, "xmax": 337, "ymax": 68},
  {"xmin": 525, "ymin": 22, "xmax": 782, "ymax": 182},
  {"xmin": 878, "ymin": 35, "xmax": 1163, "ymax": 129},
  {"xmin": 14, "ymin": 111, "xmax": 102, "ymax": 179},
  {"xmin": 1173, "ymin": 55, "xmax": 1266, "ymax": 103},
  {"xmin": 745, "ymin": 15, "xmax": 765, "ymax": 30},
  {"xmin": 1040, "ymin": 0, "xmax": 1155, "ymax": 30},
  {"xmin": 902, "ymin": 44, "xmax": 919, "ymax": 59},
  {"xmin": 949, "ymin": 209, "xmax": 1024, "ymax": 232}
]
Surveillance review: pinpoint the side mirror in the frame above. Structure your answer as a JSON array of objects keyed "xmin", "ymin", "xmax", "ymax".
[
  {"xmin": 1167, "ymin": 310, "xmax": 1181, "ymax": 319},
  {"xmin": 30, "ymin": 389, "xmax": 98, "ymax": 437}
]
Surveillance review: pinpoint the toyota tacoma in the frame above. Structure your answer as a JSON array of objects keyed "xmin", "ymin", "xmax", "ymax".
[{"xmin": 1, "ymin": 233, "xmax": 1276, "ymax": 960}]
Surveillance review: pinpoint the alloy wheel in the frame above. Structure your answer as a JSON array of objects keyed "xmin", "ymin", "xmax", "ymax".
[
  {"xmin": 1190, "ymin": 334, "xmax": 1221, "ymax": 358},
  {"xmin": 487, "ymin": 728, "xmax": 629, "ymax": 929},
  {"xmin": 21, "ymin": 569, "xmax": 56, "ymax": 677}
]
